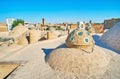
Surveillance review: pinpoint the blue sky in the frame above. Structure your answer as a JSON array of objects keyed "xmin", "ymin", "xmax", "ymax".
[{"xmin": 0, "ymin": 0, "xmax": 120, "ymax": 23}]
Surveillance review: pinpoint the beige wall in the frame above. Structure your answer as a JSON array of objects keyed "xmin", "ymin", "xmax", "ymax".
[{"xmin": 104, "ymin": 18, "xmax": 120, "ymax": 29}]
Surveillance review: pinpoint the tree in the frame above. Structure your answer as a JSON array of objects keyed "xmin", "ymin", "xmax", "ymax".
[
  {"xmin": 56, "ymin": 26, "xmax": 64, "ymax": 30},
  {"xmin": 12, "ymin": 19, "xmax": 24, "ymax": 29}
]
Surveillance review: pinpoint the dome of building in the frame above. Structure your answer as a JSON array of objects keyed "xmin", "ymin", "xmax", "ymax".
[
  {"xmin": 100, "ymin": 22, "xmax": 120, "ymax": 51},
  {"xmin": 9, "ymin": 23, "xmax": 28, "ymax": 38},
  {"xmin": 66, "ymin": 22, "xmax": 95, "ymax": 53},
  {"xmin": 46, "ymin": 47, "xmax": 110, "ymax": 75}
]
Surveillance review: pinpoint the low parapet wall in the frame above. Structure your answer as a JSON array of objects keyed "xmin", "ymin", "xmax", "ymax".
[{"xmin": 0, "ymin": 32, "xmax": 9, "ymax": 37}]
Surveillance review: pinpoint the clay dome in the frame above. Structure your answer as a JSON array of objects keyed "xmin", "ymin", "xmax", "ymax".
[
  {"xmin": 66, "ymin": 22, "xmax": 95, "ymax": 53},
  {"xmin": 46, "ymin": 47, "xmax": 110, "ymax": 75},
  {"xmin": 100, "ymin": 22, "xmax": 120, "ymax": 51},
  {"xmin": 9, "ymin": 23, "xmax": 28, "ymax": 38}
]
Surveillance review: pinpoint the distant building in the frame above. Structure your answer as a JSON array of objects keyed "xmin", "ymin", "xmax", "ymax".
[
  {"xmin": 70, "ymin": 24, "xmax": 77, "ymax": 29},
  {"xmin": 6, "ymin": 18, "xmax": 15, "ymax": 31},
  {"xmin": 24, "ymin": 22, "xmax": 35, "ymax": 29},
  {"xmin": 104, "ymin": 18, "xmax": 120, "ymax": 29},
  {"xmin": 24, "ymin": 22, "xmax": 29, "ymax": 27},
  {"xmin": 0, "ymin": 23, "xmax": 8, "ymax": 32},
  {"xmin": 36, "ymin": 23, "xmax": 42, "ymax": 30},
  {"xmin": 92, "ymin": 23, "xmax": 104, "ymax": 33}
]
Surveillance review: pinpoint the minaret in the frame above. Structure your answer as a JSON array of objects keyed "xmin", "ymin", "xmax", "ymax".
[{"xmin": 42, "ymin": 18, "xmax": 45, "ymax": 26}]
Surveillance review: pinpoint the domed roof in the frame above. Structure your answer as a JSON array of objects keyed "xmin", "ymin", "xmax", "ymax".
[
  {"xmin": 46, "ymin": 47, "xmax": 110, "ymax": 75},
  {"xmin": 66, "ymin": 21, "xmax": 95, "ymax": 53},
  {"xmin": 9, "ymin": 23, "xmax": 28, "ymax": 38},
  {"xmin": 66, "ymin": 29, "xmax": 94, "ymax": 45},
  {"xmin": 100, "ymin": 22, "xmax": 120, "ymax": 51}
]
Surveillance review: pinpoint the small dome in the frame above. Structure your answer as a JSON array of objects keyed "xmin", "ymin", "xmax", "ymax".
[
  {"xmin": 85, "ymin": 23, "xmax": 95, "ymax": 33},
  {"xmin": 66, "ymin": 22, "xmax": 95, "ymax": 53}
]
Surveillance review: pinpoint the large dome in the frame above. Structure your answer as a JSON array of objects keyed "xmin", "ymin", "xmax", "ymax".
[
  {"xmin": 46, "ymin": 21, "xmax": 110, "ymax": 76},
  {"xmin": 100, "ymin": 22, "xmax": 120, "ymax": 51},
  {"xmin": 9, "ymin": 23, "xmax": 28, "ymax": 38},
  {"xmin": 46, "ymin": 46, "xmax": 110, "ymax": 75}
]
